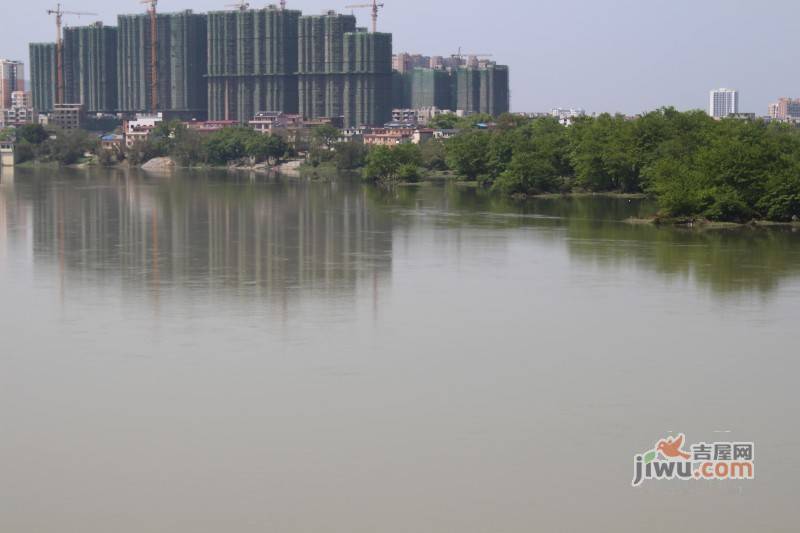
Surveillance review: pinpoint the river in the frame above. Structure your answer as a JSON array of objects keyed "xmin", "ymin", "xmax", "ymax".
[{"xmin": 1, "ymin": 166, "xmax": 798, "ymax": 532}]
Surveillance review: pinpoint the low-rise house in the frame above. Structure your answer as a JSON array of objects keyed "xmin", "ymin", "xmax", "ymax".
[
  {"xmin": 50, "ymin": 103, "xmax": 85, "ymax": 130},
  {"xmin": 186, "ymin": 120, "xmax": 238, "ymax": 135},
  {"xmin": 123, "ymin": 113, "xmax": 163, "ymax": 148},
  {"xmin": 433, "ymin": 128, "xmax": 458, "ymax": 140},
  {"xmin": 412, "ymin": 128, "xmax": 434, "ymax": 144},
  {"xmin": 249, "ymin": 112, "xmax": 302, "ymax": 134},
  {"xmin": 100, "ymin": 134, "xmax": 124, "ymax": 151},
  {"xmin": 364, "ymin": 128, "xmax": 414, "ymax": 146},
  {"xmin": 339, "ymin": 125, "xmax": 370, "ymax": 143},
  {"xmin": 392, "ymin": 109, "xmax": 418, "ymax": 124}
]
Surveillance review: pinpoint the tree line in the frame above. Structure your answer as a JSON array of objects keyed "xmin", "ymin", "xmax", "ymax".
[
  {"xmin": 359, "ymin": 109, "xmax": 800, "ymax": 222},
  {"xmin": 5, "ymin": 121, "xmax": 290, "ymax": 169}
]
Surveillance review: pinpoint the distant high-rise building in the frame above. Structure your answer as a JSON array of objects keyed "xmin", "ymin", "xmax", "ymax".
[
  {"xmin": 478, "ymin": 63, "xmax": 509, "ymax": 116},
  {"xmin": 392, "ymin": 52, "xmax": 511, "ymax": 117},
  {"xmin": 29, "ymin": 44, "xmax": 57, "ymax": 113},
  {"xmin": 0, "ymin": 59, "xmax": 25, "ymax": 109},
  {"xmin": 768, "ymin": 97, "xmax": 800, "ymax": 120},
  {"xmin": 709, "ymin": 88, "xmax": 738, "ymax": 118},
  {"xmin": 117, "ymin": 10, "xmax": 208, "ymax": 119},
  {"xmin": 454, "ymin": 64, "xmax": 509, "ymax": 116},
  {"xmin": 410, "ymin": 68, "xmax": 452, "ymax": 109},
  {"xmin": 392, "ymin": 53, "xmax": 430, "ymax": 74},
  {"xmin": 63, "ymin": 22, "xmax": 118, "ymax": 114}
]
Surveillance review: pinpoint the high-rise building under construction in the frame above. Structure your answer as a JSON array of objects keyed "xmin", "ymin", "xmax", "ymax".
[
  {"xmin": 343, "ymin": 31, "xmax": 393, "ymax": 128},
  {"xmin": 297, "ymin": 12, "xmax": 392, "ymax": 127},
  {"xmin": 478, "ymin": 63, "xmax": 509, "ymax": 117},
  {"xmin": 297, "ymin": 12, "xmax": 357, "ymax": 123},
  {"xmin": 410, "ymin": 67, "xmax": 452, "ymax": 110},
  {"xmin": 117, "ymin": 10, "xmax": 208, "ymax": 119},
  {"xmin": 29, "ymin": 43, "xmax": 57, "ymax": 113},
  {"xmin": 207, "ymin": 6, "xmax": 301, "ymax": 123},
  {"xmin": 63, "ymin": 22, "xmax": 118, "ymax": 114},
  {"xmin": 394, "ymin": 62, "xmax": 510, "ymax": 117}
]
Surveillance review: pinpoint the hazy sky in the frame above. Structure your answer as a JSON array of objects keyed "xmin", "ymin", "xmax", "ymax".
[{"xmin": 2, "ymin": 0, "xmax": 797, "ymax": 114}]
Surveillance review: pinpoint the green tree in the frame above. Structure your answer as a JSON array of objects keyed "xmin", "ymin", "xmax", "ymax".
[
  {"xmin": 48, "ymin": 129, "xmax": 96, "ymax": 165},
  {"xmin": 363, "ymin": 144, "xmax": 422, "ymax": 183},
  {"xmin": 15, "ymin": 124, "xmax": 49, "ymax": 145},
  {"xmin": 428, "ymin": 113, "xmax": 459, "ymax": 130},
  {"xmin": 445, "ymin": 130, "xmax": 491, "ymax": 180},
  {"xmin": 311, "ymin": 124, "xmax": 340, "ymax": 150},
  {"xmin": 420, "ymin": 139, "xmax": 447, "ymax": 171},
  {"xmin": 333, "ymin": 141, "xmax": 368, "ymax": 171}
]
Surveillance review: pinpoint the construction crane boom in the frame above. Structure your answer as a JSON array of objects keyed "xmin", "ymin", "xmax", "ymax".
[
  {"xmin": 47, "ymin": 3, "xmax": 97, "ymax": 105},
  {"xmin": 345, "ymin": 0, "xmax": 384, "ymax": 33},
  {"xmin": 225, "ymin": 1, "xmax": 249, "ymax": 10},
  {"xmin": 451, "ymin": 47, "xmax": 493, "ymax": 59},
  {"xmin": 140, "ymin": 0, "xmax": 158, "ymax": 112}
]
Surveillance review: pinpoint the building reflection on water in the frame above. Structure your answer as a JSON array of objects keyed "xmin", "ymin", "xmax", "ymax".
[
  {"xmin": 3, "ymin": 167, "xmax": 800, "ymax": 303},
  {"xmin": 1, "ymin": 168, "xmax": 395, "ymax": 318}
]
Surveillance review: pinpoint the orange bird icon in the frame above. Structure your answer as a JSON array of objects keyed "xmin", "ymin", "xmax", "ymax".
[{"xmin": 657, "ymin": 434, "xmax": 691, "ymax": 460}]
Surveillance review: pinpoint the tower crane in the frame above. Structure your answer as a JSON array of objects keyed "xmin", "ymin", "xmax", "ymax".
[
  {"xmin": 140, "ymin": 0, "xmax": 159, "ymax": 111},
  {"xmin": 226, "ymin": 1, "xmax": 249, "ymax": 10},
  {"xmin": 344, "ymin": 0, "xmax": 384, "ymax": 33},
  {"xmin": 451, "ymin": 48, "xmax": 493, "ymax": 60},
  {"xmin": 451, "ymin": 48, "xmax": 493, "ymax": 67},
  {"xmin": 47, "ymin": 4, "xmax": 97, "ymax": 105}
]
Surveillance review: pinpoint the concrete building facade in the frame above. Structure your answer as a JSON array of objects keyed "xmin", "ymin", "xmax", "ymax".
[
  {"xmin": 343, "ymin": 31, "xmax": 393, "ymax": 127},
  {"xmin": 50, "ymin": 103, "xmax": 85, "ymax": 130},
  {"xmin": 117, "ymin": 10, "xmax": 208, "ymax": 119},
  {"xmin": 0, "ymin": 59, "xmax": 25, "ymax": 109},
  {"xmin": 63, "ymin": 22, "xmax": 118, "ymax": 114},
  {"xmin": 207, "ymin": 7, "xmax": 301, "ymax": 123},
  {"xmin": 29, "ymin": 44, "xmax": 57, "ymax": 113},
  {"xmin": 297, "ymin": 12, "xmax": 357, "ymax": 122}
]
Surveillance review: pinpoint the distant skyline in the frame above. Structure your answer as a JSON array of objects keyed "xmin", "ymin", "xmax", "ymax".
[{"xmin": 2, "ymin": 0, "xmax": 798, "ymax": 114}]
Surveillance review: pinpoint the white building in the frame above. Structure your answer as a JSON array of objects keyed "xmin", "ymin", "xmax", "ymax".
[
  {"xmin": 709, "ymin": 88, "xmax": 739, "ymax": 118},
  {"xmin": 123, "ymin": 113, "xmax": 163, "ymax": 148},
  {"xmin": 552, "ymin": 108, "xmax": 586, "ymax": 126},
  {"xmin": 0, "ymin": 91, "xmax": 36, "ymax": 128}
]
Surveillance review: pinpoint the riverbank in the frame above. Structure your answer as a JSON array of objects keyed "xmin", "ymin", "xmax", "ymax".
[
  {"xmin": 135, "ymin": 157, "xmax": 305, "ymax": 176},
  {"xmin": 626, "ymin": 216, "xmax": 800, "ymax": 229},
  {"xmin": 513, "ymin": 190, "xmax": 648, "ymax": 200}
]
